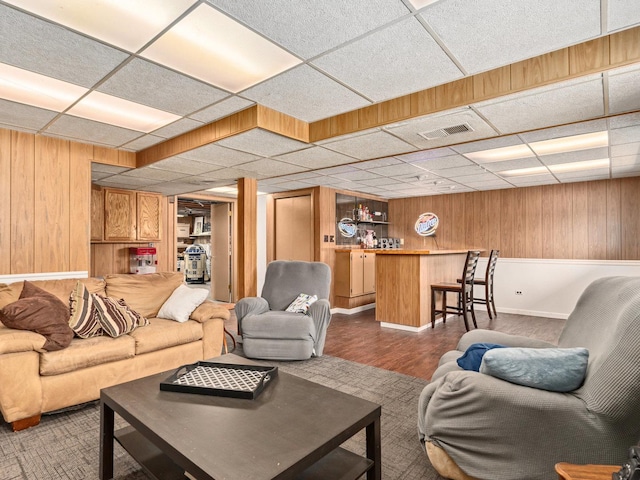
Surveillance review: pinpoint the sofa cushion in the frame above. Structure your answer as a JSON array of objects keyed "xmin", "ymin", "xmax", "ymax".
[
  {"xmin": 480, "ymin": 347, "xmax": 589, "ymax": 392},
  {"xmin": 104, "ymin": 272, "xmax": 184, "ymax": 318},
  {"xmin": 93, "ymin": 294, "xmax": 140, "ymax": 338},
  {"xmin": 39, "ymin": 334, "xmax": 136, "ymax": 376},
  {"xmin": 0, "ymin": 283, "xmax": 21, "ymax": 309},
  {"xmin": 157, "ymin": 284, "xmax": 209, "ymax": 323},
  {"xmin": 128, "ymin": 317, "xmax": 203, "ymax": 355},
  {"xmin": 69, "ymin": 281, "xmax": 102, "ymax": 338},
  {"xmin": 0, "ymin": 281, "xmax": 74, "ymax": 351}
]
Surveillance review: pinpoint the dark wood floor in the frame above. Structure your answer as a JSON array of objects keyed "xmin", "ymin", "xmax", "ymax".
[{"xmin": 225, "ymin": 307, "xmax": 565, "ymax": 381}]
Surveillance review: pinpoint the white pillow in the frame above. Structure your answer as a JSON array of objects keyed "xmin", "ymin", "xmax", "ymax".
[
  {"xmin": 157, "ymin": 284, "xmax": 209, "ymax": 323},
  {"xmin": 285, "ymin": 293, "xmax": 318, "ymax": 314}
]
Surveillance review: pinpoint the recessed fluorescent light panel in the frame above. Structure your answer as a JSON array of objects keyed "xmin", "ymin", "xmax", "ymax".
[
  {"xmin": 0, "ymin": 62, "xmax": 87, "ymax": 111},
  {"xmin": 141, "ymin": 4, "xmax": 301, "ymax": 92},
  {"xmin": 409, "ymin": 0, "xmax": 442, "ymax": 9},
  {"xmin": 529, "ymin": 131, "xmax": 609, "ymax": 156},
  {"xmin": 207, "ymin": 186, "xmax": 267, "ymax": 196},
  {"xmin": 463, "ymin": 144, "xmax": 535, "ymax": 163},
  {"xmin": 66, "ymin": 91, "xmax": 180, "ymax": 132},
  {"xmin": 500, "ymin": 158, "xmax": 610, "ymax": 176},
  {"xmin": 3, "ymin": 0, "xmax": 198, "ymax": 52}
]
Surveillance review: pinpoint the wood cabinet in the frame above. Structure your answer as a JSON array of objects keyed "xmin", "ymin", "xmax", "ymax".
[
  {"xmin": 94, "ymin": 187, "xmax": 162, "ymax": 242},
  {"xmin": 335, "ymin": 250, "xmax": 376, "ymax": 297}
]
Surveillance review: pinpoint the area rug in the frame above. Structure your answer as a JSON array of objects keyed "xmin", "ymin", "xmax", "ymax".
[{"xmin": 0, "ymin": 355, "xmax": 443, "ymax": 479}]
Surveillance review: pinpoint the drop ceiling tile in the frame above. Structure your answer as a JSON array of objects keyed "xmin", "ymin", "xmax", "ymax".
[
  {"xmin": 301, "ymin": 176, "xmax": 350, "ymax": 186},
  {"xmin": 189, "ymin": 96, "xmax": 255, "ymax": 123},
  {"xmin": 385, "ymin": 108, "xmax": 497, "ymax": 149},
  {"xmin": 409, "ymin": 154, "xmax": 475, "ymax": 171},
  {"xmin": 450, "ymin": 173, "xmax": 503, "ymax": 183},
  {"xmin": 45, "ymin": 115, "xmax": 141, "ymax": 147},
  {"xmin": 91, "ymin": 171, "xmax": 112, "ymax": 181},
  {"xmin": 121, "ymin": 135, "xmax": 165, "ymax": 151},
  {"xmin": 270, "ymin": 171, "xmax": 320, "ymax": 182},
  {"xmin": 286, "ymin": 179, "xmax": 330, "ymax": 189},
  {"xmin": 233, "ymin": 158, "xmax": 308, "ymax": 176},
  {"xmin": 98, "ymin": 59, "xmax": 228, "ymax": 116},
  {"xmin": 422, "ymin": 0, "xmax": 601, "ymax": 74},
  {"xmin": 97, "ymin": 175, "xmax": 163, "ymax": 188},
  {"xmin": 611, "ymin": 143, "xmax": 640, "ymax": 158},
  {"xmin": 450, "ymin": 135, "xmax": 525, "ymax": 154},
  {"xmin": 179, "ymin": 143, "xmax": 261, "ymax": 167},
  {"xmin": 608, "ymin": 64, "xmax": 640, "ymax": 114},
  {"xmin": 313, "ymin": 127, "xmax": 380, "ymax": 146},
  {"xmin": 0, "ymin": 4, "xmax": 129, "ymax": 88},
  {"xmin": 241, "ymin": 65, "xmax": 370, "ymax": 122},
  {"xmin": 610, "ymin": 125, "xmax": 640, "ymax": 145},
  {"xmin": 506, "ymin": 175, "xmax": 558, "ymax": 186},
  {"xmin": 0, "ymin": 98, "xmax": 58, "ymax": 131},
  {"xmin": 257, "ymin": 184, "xmax": 291, "ymax": 193},
  {"xmin": 460, "ymin": 178, "xmax": 513, "ymax": 188},
  {"xmin": 475, "ymin": 75, "xmax": 604, "ymax": 134},
  {"xmin": 333, "ymin": 170, "xmax": 384, "ymax": 181},
  {"xmin": 609, "ymin": 111, "xmax": 640, "ymax": 129},
  {"xmin": 519, "ymin": 118, "xmax": 608, "ymax": 143},
  {"xmin": 611, "ymin": 155, "xmax": 640, "ymax": 167},
  {"xmin": 554, "ymin": 170, "xmax": 610, "ymax": 182},
  {"xmin": 396, "ymin": 147, "xmax": 457, "ymax": 163},
  {"xmin": 383, "ymin": 182, "xmax": 419, "ymax": 191},
  {"xmin": 612, "ymin": 165, "xmax": 640, "ymax": 177},
  {"xmin": 539, "ymin": 147, "xmax": 610, "ymax": 166},
  {"xmin": 274, "ymin": 146, "xmax": 356, "ymax": 169},
  {"xmin": 150, "ymin": 157, "xmax": 225, "ymax": 175},
  {"xmin": 124, "ymin": 167, "xmax": 190, "ymax": 182},
  {"xmin": 197, "ymin": 167, "xmax": 263, "ymax": 181},
  {"xmin": 312, "ymin": 17, "xmax": 462, "ymax": 102},
  {"xmin": 607, "ymin": 0, "xmax": 640, "ymax": 32},
  {"xmin": 152, "ymin": 118, "xmax": 204, "ymax": 139},
  {"xmin": 92, "ymin": 164, "xmax": 131, "ymax": 175},
  {"xmin": 428, "ymin": 165, "xmax": 487, "ymax": 177},
  {"xmin": 217, "ymin": 129, "xmax": 308, "ymax": 157},
  {"xmin": 359, "ymin": 177, "xmax": 405, "ymax": 187},
  {"xmin": 205, "ymin": 0, "xmax": 409, "ymax": 59},
  {"xmin": 315, "ymin": 165, "xmax": 359, "ymax": 175},
  {"xmin": 354, "ymin": 157, "xmax": 403, "ymax": 170},
  {"xmin": 368, "ymin": 163, "xmax": 429, "ymax": 177},
  {"xmin": 143, "ymin": 182, "xmax": 205, "ymax": 196},
  {"xmin": 322, "ymin": 131, "xmax": 417, "ymax": 160},
  {"xmin": 483, "ymin": 157, "xmax": 545, "ymax": 172}
]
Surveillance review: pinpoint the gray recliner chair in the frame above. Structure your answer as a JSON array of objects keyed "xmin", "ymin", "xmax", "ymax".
[
  {"xmin": 235, "ymin": 261, "xmax": 332, "ymax": 361},
  {"xmin": 418, "ymin": 276, "xmax": 640, "ymax": 480}
]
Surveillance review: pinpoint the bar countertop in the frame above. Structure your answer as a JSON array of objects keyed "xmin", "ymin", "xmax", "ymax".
[{"xmin": 335, "ymin": 248, "xmax": 470, "ymax": 255}]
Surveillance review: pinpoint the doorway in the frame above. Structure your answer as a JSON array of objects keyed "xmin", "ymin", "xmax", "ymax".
[{"xmin": 176, "ymin": 196, "xmax": 234, "ymax": 302}]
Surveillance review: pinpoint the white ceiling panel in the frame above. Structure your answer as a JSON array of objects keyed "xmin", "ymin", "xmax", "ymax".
[
  {"xmin": 607, "ymin": 0, "xmax": 640, "ymax": 32},
  {"xmin": 149, "ymin": 157, "xmax": 224, "ymax": 175},
  {"xmin": 180, "ymin": 143, "xmax": 261, "ymax": 166},
  {"xmin": 332, "ymin": 170, "xmax": 384, "ymax": 181},
  {"xmin": 96, "ymin": 175, "xmax": 163, "ymax": 188},
  {"xmin": 232, "ymin": 158, "xmax": 308, "ymax": 176},
  {"xmin": 612, "ymin": 165, "xmax": 640, "ymax": 177},
  {"xmin": 611, "ymin": 155, "xmax": 640, "ymax": 167},
  {"xmin": 368, "ymin": 163, "xmax": 429, "ymax": 177},
  {"xmin": 482, "ymin": 157, "xmax": 545, "ymax": 172},
  {"xmin": 396, "ymin": 147, "xmax": 458, "ymax": 163},
  {"xmin": 608, "ymin": 64, "xmax": 640, "ymax": 115},
  {"xmin": 354, "ymin": 157, "xmax": 403, "ymax": 170},
  {"xmin": 122, "ymin": 167, "xmax": 189, "ymax": 182},
  {"xmin": 189, "ymin": 96, "xmax": 255, "ymax": 123},
  {"xmin": 385, "ymin": 108, "xmax": 497, "ymax": 149},
  {"xmin": 0, "ymin": 98, "xmax": 58, "ymax": 131},
  {"xmin": 407, "ymin": 154, "xmax": 475, "ymax": 171},
  {"xmin": 216, "ymin": 129, "xmax": 308, "ymax": 157},
  {"xmin": 453, "ymin": 172, "xmax": 503, "ymax": 183},
  {"xmin": 539, "ymin": 147, "xmax": 610, "ymax": 166},
  {"xmin": 274, "ymin": 146, "xmax": 357, "ymax": 169},
  {"xmin": 314, "ymin": 165, "xmax": 359, "ymax": 176},
  {"xmin": 152, "ymin": 118, "xmax": 204, "ymax": 139},
  {"xmin": 422, "ymin": 0, "xmax": 601, "ymax": 74},
  {"xmin": 609, "ymin": 111, "xmax": 640, "ymax": 129},
  {"xmin": 519, "ymin": 118, "xmax": 609, "ymax": 143},
  {"xmin": 196, "ymin": 167, "xmax": 260, "ymax": 181},
  {"xmin": 267, "ymin": 171, "xmax": 320, "ymax": 182},
  {"xmin": 460, "ymin": 178, "xmax": 513, "ymax": 188},
  {"xmin": 611, "ymin": 143, "xmax": 640, "ymax": 157},
  {"xmin": 359, "ymin": 177, "xmax": 405, "ymax": 187},
  {"xmin": 451, "ymin": 134, "xmax": 526, "ymax": 154},
  {"xmin": 610, "ymin": 125, "xmax": 640, "ymax": 145},
  {"xmin": 241, "ymin": 65, "xmax": 370, "ymax": 122},
  {"xmin": 427, "ymin": 164, "xmax": 487, "ymax": 177},
  {"xmin": 506, "ymin": 174, "xmax": 559, "ymax": 186},
  {"xmin": 143, "ymin": 181, "xmax": 208, "ymax": 195},
  {"xmin": 554, "ymin": 170, "xmax": 611, "ymax": 182},
  {"xmin": 91, "ymin": 171, "xmax": 112, "ymax": 181},
  {"xmin": 322, "ymin": 131, "xmax": 417, "ymax": 160},
  {"xmin": 312, "ymin": 17, "xmax": 462, "ymax": 102},
  {"xmin": 92, "ymin": 164, "xmax": 131, "ymax": 175},
  {"xmin": 0, "ymin": 4, "xmax": 129, "ymax": 88},
  {"xmin": 301, "ymin": 176, "xmax": 351, "ymax": 186},
  {"xmin": 121, "ymin": 135, "xmax": 165, "ymax": 151},
  {"xmin": 98, "ymin": 59, "xmax": 229, "ymax": 116},
  {"xmin": 475, "ymin": 75, "xmax": 605, "ymax": 134},
  {"xmin": 45, "ymin": 115, "xmax": 141, "ymax": 147},
  {"xmin": 205, "ymin": 0, "xmax": 410, "ymax": 59}
]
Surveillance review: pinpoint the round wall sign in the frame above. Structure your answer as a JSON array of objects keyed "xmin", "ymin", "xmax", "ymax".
[
  {"xmin": 338, "ymin": 218, "xmax": 357, "ymax": 238},
  {"xmin": 415, "ymin": 212, "xmax": 439, "ymax": 237}
]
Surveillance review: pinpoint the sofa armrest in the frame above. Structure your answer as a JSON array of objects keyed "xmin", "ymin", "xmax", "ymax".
[
  {"xmin": 190, "ymin": 301, "xmax": 231, "ymax": 323},
  {"xmin": 0, "ymin": 326, "xmax": 46, "ymax": 354},
  {"xmin": 308, "ymin": 299, "xmax": 331, "ymax": 356}
]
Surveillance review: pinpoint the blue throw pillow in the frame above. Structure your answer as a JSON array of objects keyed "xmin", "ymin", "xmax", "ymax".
[
  {"xmin": 480, "ymin": 347, "xmax": 589, "ymax": 392},
  {"xmin": 457, "ymin": 343, "xmax": 506, "ymax": 371}
]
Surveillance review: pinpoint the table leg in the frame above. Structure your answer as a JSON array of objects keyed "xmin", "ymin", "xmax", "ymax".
[
  {"xmin": 366, "ymin": 416, "xmax": 381, "ymax": 480},
  {"xmin": 100, "ymin": 400, "xmax": 115, "ymax": 480}
]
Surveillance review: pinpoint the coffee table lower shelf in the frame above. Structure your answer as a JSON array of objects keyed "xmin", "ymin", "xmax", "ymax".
[{"xmin": 115, "ymin": 426, "xmax": 374, "ymax": 480}]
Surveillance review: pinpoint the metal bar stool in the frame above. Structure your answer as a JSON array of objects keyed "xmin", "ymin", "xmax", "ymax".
[{"xmin": 430, "ymin": 250, "xmax": 481, "ymax": 331}]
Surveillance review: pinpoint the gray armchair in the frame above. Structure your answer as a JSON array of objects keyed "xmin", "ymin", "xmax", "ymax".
[
  {"xmin": 235, "ymin": 261, "xmax": 332, "ymax": 361},
  {"xmin": 418, "ymin": 276, "xmax": 640, "ymax": 480}
]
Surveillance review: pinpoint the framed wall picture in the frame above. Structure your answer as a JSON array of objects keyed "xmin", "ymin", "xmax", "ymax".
[{"xmin": 193, "ymin": 216, "xmax": 204, "ymax": 235}]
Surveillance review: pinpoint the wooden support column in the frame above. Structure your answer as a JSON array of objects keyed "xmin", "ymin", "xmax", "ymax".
[{"xmin": 237, "ymin": 178, "xmax": 257, "ymax": 298}]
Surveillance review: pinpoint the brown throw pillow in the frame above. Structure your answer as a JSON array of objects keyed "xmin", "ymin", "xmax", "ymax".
[
  {"xmin": 68, "ymin": 281, "xmax": 102, "ymax": 338},
  {"xmin": 0, "ymin": 281, "xmax": 74, "ymax": 351}
]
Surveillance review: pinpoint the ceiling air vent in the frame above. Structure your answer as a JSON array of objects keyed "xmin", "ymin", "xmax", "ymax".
[{"xmin": 418, "ymin": 123, "xmax": 474, "ymax": 141}]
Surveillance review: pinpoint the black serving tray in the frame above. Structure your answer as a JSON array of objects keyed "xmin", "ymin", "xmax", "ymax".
[{"xmin": 160, "ymin": 361, "xmax": 278, "ymax": 400}]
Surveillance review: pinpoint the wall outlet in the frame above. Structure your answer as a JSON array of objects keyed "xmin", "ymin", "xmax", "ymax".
[
  {"xmin": 515, "ymin": 290, "xmax": 523, "ymax": 295},
  {"xmin": 324, "ymin": 235, "xmax": 329, "ymax": 242}
]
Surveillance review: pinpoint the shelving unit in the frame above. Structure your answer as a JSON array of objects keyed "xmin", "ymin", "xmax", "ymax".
[{"xmin": 335, "ymin": 193, "xmax": 388, "ymax": 247}]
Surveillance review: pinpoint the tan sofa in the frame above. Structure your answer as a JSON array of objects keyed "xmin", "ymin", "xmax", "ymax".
[{"xmin": 0, "ymin": 272, "xmax": 230, "ymax": 431}]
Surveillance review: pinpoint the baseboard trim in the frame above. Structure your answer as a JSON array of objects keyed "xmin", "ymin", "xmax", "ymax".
[
  {"xmin": 0, "ymin": 271, "xmax": 88, "ymax": 284},
  {"xmin": 496, "ymin": 307, "xmax": 568, "ymax": 320},
  {"xmin": 331, "ymin": 303, "xmax": 376, "ymax": 315}
]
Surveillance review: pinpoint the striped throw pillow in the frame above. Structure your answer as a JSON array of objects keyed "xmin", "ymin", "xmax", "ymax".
[
  {"xmin": 93, "ymin": 294, "xmax": 139, "ymax": 338},
  {"xmin": 118, "ymin": 298, "xmax": 149, "ymax": 327},
  {"xmin": 68, "ymin": 281, "xmax": 102, "ymax": 338}
]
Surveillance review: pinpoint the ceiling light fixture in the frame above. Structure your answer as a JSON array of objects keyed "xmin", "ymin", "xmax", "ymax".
[
  {"xmin": 141, "ymin": 4, "xmax": 301, "ymax": 92},
  {"xmin": 66, "ymin": 91, "xmax": 180, "ymax": 132},
  {"xmin": 529, "ymin": 131, "xmax": 609, "ymax": 156},
  {"xmin": 0, "ymin": 62, "xmax": 87, "ymax": 111},
  {"xmin": 463, "ymin": 144, "xmax": 535, "ymax": 163},
  {"xmin": 3, "ymin": 0, "xmax": 198, "ymax": 52}
]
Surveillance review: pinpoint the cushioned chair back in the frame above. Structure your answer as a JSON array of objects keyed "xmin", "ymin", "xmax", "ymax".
[
  {"xmin": 261, "ymin": 261, "xmax": 331, "ymax": 312},
  {"xmin": 559, "ymin": 276, "xmax": 640, "ymax": 423}
]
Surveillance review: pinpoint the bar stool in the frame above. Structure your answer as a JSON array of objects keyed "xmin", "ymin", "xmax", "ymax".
[
  {"xmin": 430, "ymin": 250, "xmax": 481, "ymax": 331},
  {"xmin": 457, "ymin": 249, "xmax": 500, "ymax": 319}
]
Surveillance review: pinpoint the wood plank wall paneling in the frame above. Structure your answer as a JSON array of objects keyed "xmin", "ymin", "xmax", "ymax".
[
  {"xmin": 237, "ymin": 178, "xmax": 257, "ymax": 298},
  {"xmin": 388, "ymin": 178, "xmax": 640, "ymax": 260},
  {"xmin": 11, "ymin": 131, "xmax": 35, "ymax": 274},
  {"xmin": 0, "ymin": 129, "xmax": 10, "ymax": 274},
  {"xmin": 69, "ymin": 142, "xmax": 92, "ymax": 271}
]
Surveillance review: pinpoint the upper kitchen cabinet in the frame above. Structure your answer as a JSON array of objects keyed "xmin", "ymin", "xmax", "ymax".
[
  {"xmin": 136, "ymin": 192, "xmax": 162, "ymax": 241},
  {"xmin": 96, "ymin": 187, "xmax": 162, "ymax": 242}
]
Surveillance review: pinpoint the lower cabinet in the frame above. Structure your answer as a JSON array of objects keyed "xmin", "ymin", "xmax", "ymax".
[{"xmin": 335, "ymin": 250, "xmax": 375, "ymax": 297}]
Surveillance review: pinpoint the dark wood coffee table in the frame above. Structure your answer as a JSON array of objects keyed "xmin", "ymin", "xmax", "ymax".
[{"xmin": 100, "ymin": 354, "xmax": 381, "ymax": 480}]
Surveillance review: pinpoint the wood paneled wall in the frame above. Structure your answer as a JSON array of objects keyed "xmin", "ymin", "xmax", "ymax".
[
  {"xmin": 389, "ymin": 178, "xmax": 640, "ymax": 260},
  {"xmin": 0, "ymin": 129, "xmax": 92, "ymax": 275}
]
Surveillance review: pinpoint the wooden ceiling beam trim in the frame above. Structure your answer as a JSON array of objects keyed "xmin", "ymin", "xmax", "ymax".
[{"xmin": 256, "ymin": 105, "xmax": 309, "ymax": 142}]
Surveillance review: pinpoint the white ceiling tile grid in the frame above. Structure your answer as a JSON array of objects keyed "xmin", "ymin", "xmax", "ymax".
[
  {"xmin": 179, "ymin": 143, "xmax": 261, "ymax": 167},
  {"xmin": 216, "ymin": 129, "xmax": 309, "ymax": 157},
  {"xmin": 0, "ymin": 98, "xmax": 58, "ymax": 131},
  {"xmin": 322, "ymin": 131, "xmax": 418, "ymax": 160},
  {"xmin": 273, "ymin": 146, "xmax": 358, "ymax": 169},
  {"xmin": 607, "ymin": 0, "xmax": 640, "ymax": 32},
  {"xmin": 189, "ymin": 96, "xmax": 255, "ymax": 123},
  {"xmin": 45, "ymin": 115, "xmax": 142, "ymax": 147}
]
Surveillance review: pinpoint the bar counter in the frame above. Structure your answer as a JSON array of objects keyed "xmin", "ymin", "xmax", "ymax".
[{"xmin": 367, "ymin": 249, "xmax": 469, "ymax": 330}]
